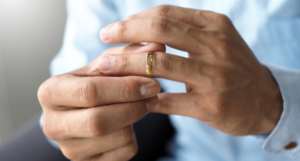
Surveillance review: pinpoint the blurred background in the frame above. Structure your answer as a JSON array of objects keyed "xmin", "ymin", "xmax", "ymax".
[{"xmin": 0, "ymin": 0, "xmax": 66, "ymax": 144}]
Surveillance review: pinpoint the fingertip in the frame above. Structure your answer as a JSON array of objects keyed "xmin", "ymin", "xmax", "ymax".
[
  {"xmin": 98, "ymin": 56, "xmax": 113, "ymax": 73},
  {"xmin": 100, "ymin": 24, "xmax": 115, "ymax": 43},
  {"xmin": 140, "ymin": 78, "xmax": 161, "ymax": 97}
]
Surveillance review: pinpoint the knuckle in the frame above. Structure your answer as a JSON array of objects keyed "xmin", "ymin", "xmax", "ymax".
[
  {"xmin": 125, "ymin": 142, "xmax": 138, "ymax": 159},
  {"xmin": 154, "ymin": 5, "xmax": 172, "ymax": 17},
  {"xmin": 85, "ymin": 110, "xmax": 108, "ymax": 137},
  {"xmin": 207, "ymin": 67, "xmax": 230, "ymax": 87},
  {"xmin": 216, "ymin": 35, "xmax": 233, "ymax": 52},
  {"xmin": 120, "ymin": 80, "xmax": 133, "ymax": 101},
  {"xmin": 42, "ymin": 118, "xmax": 58, "ymax": 140},
  {"xmin": 119, "ymin": 127, "xmax": 134, "ymax": 145},
  {"xmin": 215, "ymin": 70, "xmax": 232, "ymax": 87},
  {"xmin": 202, "ymin": 95, "xmax": 227, "ymax": 116},
  {"xmin": 37, "ymin": 79, "xmax": 54, "ymax": 106},
  {"xmin": 210, "ymin": 96, "xmax": 228, "ymax": 114},
  {"xmin": 78, "ymin": 79, "xmax": 99, "ymax": 107},
  {"xmin": 119, "ymin": 55, "xmax": 130, "ymax": 70},
  {"xmin": 217, "ymin": 14, "xmax": 230, "ymax": 22},
  {"xmin": 129, "ymin": 102, "xmax": 147, "ymax": 121},
  {"xmin": 116, "ymin": 20, "xmax": 128, "ymax": 37},
  {"xmin": 198, "ymin": 10, "xmax": 216, "ymax": 21},
  {"xmin": 60, "ymin": 146, "xmax": 79, "ymax": 160},
  {"xmin": 153, "ymin": 52, "xmax": 174, "ymax": 74},
  {"xmin": 208, "ymin": 32, "xmax": 233, "ymax": 59},
  {"xmin": 150, "ymin": 16, "xmax": 172, "ymax": 35},
  {"xmin": 215, "ymin": 14, "xmax": 232, "ymax": 27}
]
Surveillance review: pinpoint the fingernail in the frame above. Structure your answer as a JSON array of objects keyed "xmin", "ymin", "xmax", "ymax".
[
  {"xmin": 146, "ymin": 96, "xmax": 158, "ymax": 111},
  {"xmin": 100, "ymin": 24, "xmax": 113, "ymax": 41},
  {"xmin": 98, "ymin": 56, "xmax": 112, "ymax": 72},
  {"xmin": 140, "ymin": 80, "xmax": 159, "ymax": 97}
]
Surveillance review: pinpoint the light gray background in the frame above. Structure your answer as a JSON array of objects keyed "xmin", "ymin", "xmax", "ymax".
[{"xmin": 0, "ymin": 0, "xmax": 66, "ymax": 143}]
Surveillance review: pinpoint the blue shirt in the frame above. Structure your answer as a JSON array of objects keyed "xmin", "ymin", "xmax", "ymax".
[{"xmin": 46, "ymin": 0, "xmax": 300, "ymax": 160}]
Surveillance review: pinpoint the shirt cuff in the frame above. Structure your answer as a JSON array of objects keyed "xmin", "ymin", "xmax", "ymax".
[{"xmin": 262, "ymin": 64, "xmax": 300, "ymax": 160}]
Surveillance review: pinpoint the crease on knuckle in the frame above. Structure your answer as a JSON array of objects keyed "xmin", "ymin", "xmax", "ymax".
[
  {"xmin": 206, "ymin": 31, "xmax": 232, "ymax": 58},
  {"xmin": 85, "ymin": 110, "xmax": 108, "ymax": 137},
  {"xmin": 116, "ymin": 20, "xmax": 127, "ymax": 38},
  {"xmin": 119, "ymin": 127, "xmax": 133, "ymax": 146},
  {"xmin": 205, "ymin": 67, "xmax": 229, "ymax": 87},
  {"xmin": 215, "ymin": 35, "xmax": 233, "ymax": 57},
  {"xmin": 197, "ymin": 11, "xmax": 216, "ymax": 27},
  {"xmin": 209, "ymin": 96, "xmax": 228, "ymax": 116},
  {"xmin": 159, "ymin": 95, "xmax": 175, "ymax": 113},
  {"xmin": 120, "ymin": 55, "xmax": 129, "ymax": 70},
  {"xmin": 154, "ymin": 5, "xmax": 171, "ymax": 17},
  {"xmin": 153, "ymin": 53, "xmax": 174, "ymax": 74},
  {"xmin": 78, "ymin": 80, "xmax": 99, "ymax": 107},
  {"xmin": 42, "ymin": 118, "xmax": 58, "ymax": 140},
  {"xmin": 130, "ymin": 102, "xmax": 146, "ymax": 122},
  {"xmin": 150, "ymin": 16, "xmax": 172, "ymax": 35},
  {"xmin": 120, "ymin": 80, "xmax": 133, "ymax": 101}
]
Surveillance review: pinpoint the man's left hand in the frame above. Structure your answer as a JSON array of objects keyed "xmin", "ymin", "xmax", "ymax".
[{"xmin": 98, "ymin": 5, "xmax": 283, "ymax": 136}]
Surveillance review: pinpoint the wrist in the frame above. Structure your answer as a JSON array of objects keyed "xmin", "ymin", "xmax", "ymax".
[{"xmin": 260, "ymin": 65, "xmax": 283, "ymax": 134}]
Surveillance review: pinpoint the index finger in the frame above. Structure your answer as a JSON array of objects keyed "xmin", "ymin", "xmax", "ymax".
[
  {"xmin": 100, "ymin": 17, "xmax": 207, "ymax": 54},
  {"xmin": 125, "ymin": 5, "xmax": 215, "ymax": 29}
]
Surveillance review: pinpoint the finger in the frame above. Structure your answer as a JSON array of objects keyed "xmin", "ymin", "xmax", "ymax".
[
  {"xmin": 125, "ymin": 5, "xmax": 216, "ymax": 29},
  {"xmin": 39, "ymin": 75, "xmax": 160, "ymax": 107},
  {"xmin": 71, "ymin": 43, "xmax": 166, "ymax": 76},
  {"xmin": 93, "ymin": 139, "xmax": 138, "ymax": 161},
  {"xmin": 153, "ymin": 93, "xmax": 213, "ymax": 122},
  {"xmin": 103, "ymin": 42, "xmax": 166, "ymax": 55},
  {"xmin": 100, "ymin": 17, "xmax": 207, "ymax": 54},
  {"xmin": 98, "ymin": 52, "xmax": 208, "ymax": 86},
  {"xmin": 43, "ymin": 96, "xmax": 158, "ymax": 139},
  {"xmin": 59, "ymin": 126, "xmax": 135, "ymax": 160}
]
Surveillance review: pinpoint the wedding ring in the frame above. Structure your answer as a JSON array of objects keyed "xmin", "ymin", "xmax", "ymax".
[{"xmin": 146, "ymin": 51, "xmax": 154, "ymax": 78}]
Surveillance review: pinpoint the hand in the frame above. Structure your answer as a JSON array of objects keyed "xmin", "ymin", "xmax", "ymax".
[
  {"xmin": 38, "ymin": 43, "xmax": 165, "ymax": 161},
  {"xmin": 99, "ymin": 5, "xmax": 283, "ymax": 136}
]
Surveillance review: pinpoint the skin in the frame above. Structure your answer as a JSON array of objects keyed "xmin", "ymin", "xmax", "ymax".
[
  {"xmin": 38, "ymin": 5, "xmax": 283, "ymax": 161},
  {"xmin": 99, "ymin": 5, "xmax": 283, "ymax": 135},
  {"xmin": 38, "ymin": 43, "xmax": 166, "ymax": 161}
]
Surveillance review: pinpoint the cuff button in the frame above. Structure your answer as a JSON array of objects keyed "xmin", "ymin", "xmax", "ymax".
[{"xmin": 284, "ymin": 142, "xmax": 297, "ymax": 150}]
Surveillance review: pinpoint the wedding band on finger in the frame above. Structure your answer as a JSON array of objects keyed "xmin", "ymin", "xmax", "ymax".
[{"xmin": 146, "ymin": 51, "xmax": 154, "ymax": 78}]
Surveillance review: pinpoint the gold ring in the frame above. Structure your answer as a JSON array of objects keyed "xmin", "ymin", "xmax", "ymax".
[{"xmin": 146, "ymin": 51, "xmax": 154, "ymax": 78}]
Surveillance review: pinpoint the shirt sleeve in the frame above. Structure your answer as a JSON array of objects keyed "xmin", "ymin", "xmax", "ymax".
[
  {"xmin": 40, "ymin": 0, "xmax": 121, "ymax": 150},
  {"xmin": 262, "ymin": 64, "xmax": 300, "ymax": 160}
]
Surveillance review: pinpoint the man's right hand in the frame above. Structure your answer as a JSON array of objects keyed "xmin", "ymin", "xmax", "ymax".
[{"xmin": 38, "ymin": 43, "xmax": 164, "ymax": 161}]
